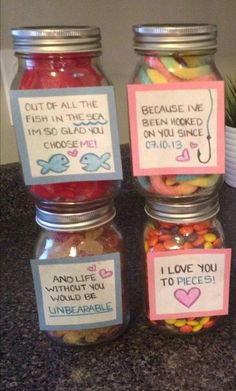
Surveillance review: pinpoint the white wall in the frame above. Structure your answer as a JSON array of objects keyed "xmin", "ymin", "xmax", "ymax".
[{"xmin": 1, "ymin": 0, "xmax": 236, "ymax": 164}]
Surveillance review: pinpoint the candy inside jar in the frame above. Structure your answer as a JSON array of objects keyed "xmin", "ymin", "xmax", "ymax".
[
  {"xmin": 30, "ymin": 180, "xmax": 120, "ymax": 206},
  {"xmin": 143, "ymin": 196, "xmax": 226, "ymax": 335},
  {"xmin": 11, "ymin": 27, "xmax": 120, "ymax": 206},
  {"xmin": 33, "ymin": 204, "xmax": 129, "ymax": 345},
  {"xmin": 131, "ymin": 24, "xmax": 223, "ymax": 200},
  {"xmin": 135, "ymin": 174, "xmax": 222, "ymax": 200}
]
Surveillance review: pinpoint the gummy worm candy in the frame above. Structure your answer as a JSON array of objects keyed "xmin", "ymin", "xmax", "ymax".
[{"xmin": 136, "ymin": 54, "xmax": 221, "ymax": 197}]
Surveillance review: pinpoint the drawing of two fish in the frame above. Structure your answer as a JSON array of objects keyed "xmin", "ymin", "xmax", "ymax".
[{"xmin": 37, "ymin": 152, "xmax": 111, "ymax": 175}]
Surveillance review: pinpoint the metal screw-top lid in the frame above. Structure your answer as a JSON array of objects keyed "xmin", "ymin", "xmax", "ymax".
[
  {"xmin": 133, "ymin": 24, "xmax": 217, "ymax": 52},
  {"xmin": 36, "ymin": 204, "xmax": 116, "ymax": 231},
  {"xmin": 145, "ymin": 195, "xmax": 220, "ymax": 224},
  {"xmin": 11, "ymin": 26, "xmax": 102, "ymax": 53}
]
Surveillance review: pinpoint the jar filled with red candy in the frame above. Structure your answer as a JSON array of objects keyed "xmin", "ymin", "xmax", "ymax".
[
  {"xmin": 143, "ymin": 196, "xmax": 228, "ymax": 335},
  {"xmin": 11, "ymin": 26, "xmax": 120, "ymax": 208},
  {"xmin": 129, "ymin": 24, "xmax": 223, "ymax": 201},
  {"xmin": 33, "ymin": 203, "xmax": 129, "ymax": 346}
]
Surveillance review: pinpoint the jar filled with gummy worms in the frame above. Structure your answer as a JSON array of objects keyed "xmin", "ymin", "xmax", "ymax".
[
  {"xmin": 11, "ymin": 26, "xmax": 120, "ymax": 208},
  {"xmin": 33, "ymin": 203, "xmax": 129, "ymax": 346},
  {"xmin": 143, "ymin": 196, "xmax": 227, "ymax": 335},
  {"xmin": 130, "ymin": 24, "xmax": 223, "ymax": 201}
]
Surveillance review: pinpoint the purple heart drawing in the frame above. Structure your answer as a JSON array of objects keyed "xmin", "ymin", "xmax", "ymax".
[
  {"xmin": 190, "ymin": 142, "xmax": 198, "ymax": 149},
  {"xmin": 87, "ymin": 264, "xmax": 96, "ymax": 272},
  {"xmin": 67, "ymin": 149, "xmax": 78, "ymax": 157},
  {"xmin": 176, "ymin": 148, "xmax": 190, "ymax": 162},
  {"xmin": 174, "ymin": 287, "xmax": 201, "ymax": 308},
  {"xmin": 99, "ymin": 268, "xmax": 113, "ymax": 279}
]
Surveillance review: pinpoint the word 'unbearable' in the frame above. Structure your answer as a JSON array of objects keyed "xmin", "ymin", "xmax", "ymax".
[{"xmin": 48, "ymin": 302, "xmax": 112, "ymax": 315}]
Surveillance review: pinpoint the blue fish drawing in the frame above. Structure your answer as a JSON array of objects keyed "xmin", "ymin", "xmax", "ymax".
[
  {"xmin": 80, "ymin": 152, "xmax": 111, "ymax": 172},
  {"xmin": 37, "ymin": 154, "xmax": 70, "ymax": 175}
]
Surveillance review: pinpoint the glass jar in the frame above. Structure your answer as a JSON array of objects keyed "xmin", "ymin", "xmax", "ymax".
[
  {"xmin": 130, "ymin": 24, "xmax": 223, "ymax": 201},
  {"xmin": 11, "ymin": 26, "xmax": 120, "ymax": 208},
  {"xmin": 33, "ymin": 204, "xmax": 129, "ymax": 345},
  {"xmin": 143, "ymin": 196, "xmax": 228, "ymax": 335}
]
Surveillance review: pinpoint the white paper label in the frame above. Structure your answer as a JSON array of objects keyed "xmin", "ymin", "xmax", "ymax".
[
  {"xmin": 147, "ymin": 249, "xmax": 231, "ymax": 320},
  {"xmin": 128, "ymin": 82, "xmax": 225, "ymax": 175},
  {"xmin": 10, "ymin": 87, "xmax": 123, "ymax": 184},
  {"xmin": 31, "ymin": 254, "xmax": 123, "ymax": 330}
]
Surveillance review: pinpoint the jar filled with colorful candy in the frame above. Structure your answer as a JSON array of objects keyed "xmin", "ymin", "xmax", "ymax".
[
  {"xmin": 33, "ymin": 203, "xmax": 129, "ymax": 346},
  {"xmin": 143, "ymin": 195, "xmax": 229, "ymax": 335},
  {"xmin": 130, "ymin": 24, "xmax": 223, "ymax": 201},
  {"xmin": 11, "ymin": 26, "xmax": 120, "ymax": 208}
]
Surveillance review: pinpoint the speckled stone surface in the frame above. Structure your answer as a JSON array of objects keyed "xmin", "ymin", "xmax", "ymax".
[{"xmin": 1, "ymin": 145, "xmax": 236, "ymax": 391}]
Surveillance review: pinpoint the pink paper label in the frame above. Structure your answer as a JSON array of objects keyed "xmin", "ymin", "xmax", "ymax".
[
  {"xmin": 127, "ymin": 81, "xmax": 225, "ymax": 175},
  {"xmin": 147, "ymin": 249, "xmax": 231, "ymax": 320}
]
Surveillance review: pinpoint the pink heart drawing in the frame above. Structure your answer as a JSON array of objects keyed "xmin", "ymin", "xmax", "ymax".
[
  {"xmin": 174, "ymin": 287, "xmax": 201, "ymax": 308},
  {"xmin": 99, "ymin": 268, "xmax": 113, "ymax": 279},
  {"xmin": 87, "ymin": 264, "xmax": 96, "ymax": 272},
  {"xmin": 67, "ymin": 149, "xmax": 78, "ymax": 157},
  {"xmin": 190, "ymin": 142, "xmax": 198, "ymax": 149},
  {"xmin": 176, "ymin": 148, "xmax": 190, "ymax": 162}
]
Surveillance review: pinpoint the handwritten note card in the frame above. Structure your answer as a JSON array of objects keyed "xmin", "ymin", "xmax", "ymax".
[
  {"xmin": 31, "ymin": 253, "xmax": 122, "ymax": 330},
  {"xmin": 10, "ymin": 87, "xmax": 123, "ymax": 184},
  {"xmin": 147, "ymin": 249, "xmax": 231, "ymax": 320},
  {"xmin": 128, "ymin": 82, "xmax": 225, "ymax": 175}
]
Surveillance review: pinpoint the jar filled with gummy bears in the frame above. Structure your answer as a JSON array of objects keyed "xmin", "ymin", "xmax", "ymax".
[
  {"xmin": 143, "ymin": 195, "xmax": 230, "ymax": 335},
  {"xmin": 32, "ymin": 203, "xmax": 129, "ymax": 345},
  {"xmin": 129, "ymin": 24, "xmax": 224, "ymax": 201},
  {"xmin": 11, "ymin": 26, "xmax": 120, "ymax": 209}
]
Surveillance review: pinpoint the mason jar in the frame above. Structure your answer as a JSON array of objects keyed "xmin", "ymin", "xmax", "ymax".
[
  {"xmin": 143, "ymin": 196, "xmax": 230, "ymax": 335},
  {"xmin": 32, "ymin": 204, "xmax": 129, "ymax": 345},
  {"xmin": 129, "ymin": 24, "xmax": 223, "ymax": 201},
  {"xmin": 11, "ymin": 26, "xmax": 120, "ymax": 208}
]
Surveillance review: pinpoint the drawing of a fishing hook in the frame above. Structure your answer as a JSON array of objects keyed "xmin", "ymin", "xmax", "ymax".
[{"xmin": 197, "ymin": 89, "xmax": 213, "ymax": 164}]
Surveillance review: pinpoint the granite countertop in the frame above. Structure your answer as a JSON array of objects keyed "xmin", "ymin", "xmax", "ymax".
[{"xmin": 1, "ymin": 145, "xmax": 236, "ymax": 391}]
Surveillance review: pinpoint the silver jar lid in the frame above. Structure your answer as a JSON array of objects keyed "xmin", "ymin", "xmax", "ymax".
[
  {"xmin": 133, "ymin": 24, "xmax": 217, "ymax": 52},
  {"xmin": 11, "ymin": 26, "xmax": 102, "ymax": 53},
  {"xmin": 36, "ymin": 203, "xmax": 116, "ymax": 231},
  {"xmin": 145, "ymin": 195, "xmax": 220, "ymax": 223}
]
